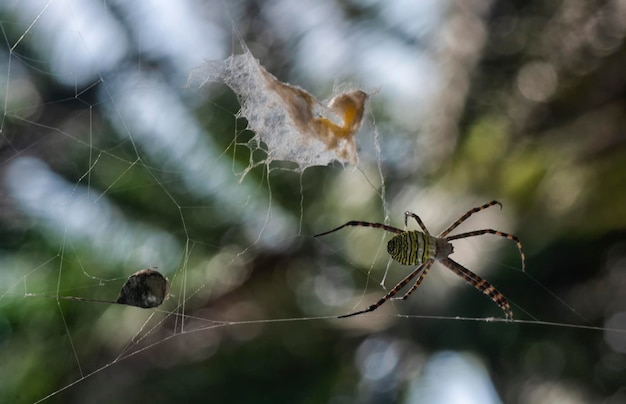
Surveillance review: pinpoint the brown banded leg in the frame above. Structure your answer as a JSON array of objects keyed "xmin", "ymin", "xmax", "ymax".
[
  {"xmin": 338, "ymin": 261, "xmax": 429, "ymax": 318},
  {"xmin": 445, "ymin": 229, "xmax": 525, "ymax": 271},
  {"xmin": 391, "ymin": 260, "xmax": 434, "ymax": 300},
  {"xmin": 440, "ymin": 258, "xmax": 513, "ymax": 320},
  {"xmin": 314, "ymin": 221, "xmax": 404, "ymax": 237},
  {"xmin": 438, "ymin": 201, "xmax": 502, "ymax": 238},
  {"xmin": 404, "ymin": 211, "xmax": 431, "ymax": 235}
]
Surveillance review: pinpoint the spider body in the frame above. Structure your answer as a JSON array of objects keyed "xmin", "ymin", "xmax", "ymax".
[
  {"xmin": 386, "ymin": 231, "xmax": 451, "ymax": 265},
  {"xmin": 314, "ymin": 201, "xmax": 525, "ymax": 320}
]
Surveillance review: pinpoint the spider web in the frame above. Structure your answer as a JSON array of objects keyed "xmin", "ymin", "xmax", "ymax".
[
  {"xmin": 187, "ymin": 41, "xmax": 370, "ymax": 176},
  {"xmin": 1, "ymin": 1, "xmax": 626, "ymax": 403}
]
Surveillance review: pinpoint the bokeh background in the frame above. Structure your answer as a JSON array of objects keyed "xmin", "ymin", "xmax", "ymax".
[{"xmin": 1, "ymin": 0, "xmax": 626, "ymax": 403}]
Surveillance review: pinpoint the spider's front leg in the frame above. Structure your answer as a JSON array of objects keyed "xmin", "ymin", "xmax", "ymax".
[
  {"xmin": 440, "ymin": 258, "xmax": 513, "ymax": 320},
  {"xmin": 439, "ymin": 200, "xmax": 502, "ymax": 238},
  {"xmin": 445, "ymin": 229, "xmax": 526, "ymax": 271}
]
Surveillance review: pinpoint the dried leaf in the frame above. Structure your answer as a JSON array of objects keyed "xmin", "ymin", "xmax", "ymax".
[{"xmin": 116, "ymin": 268, "xmax": 170, "ymax": 308}]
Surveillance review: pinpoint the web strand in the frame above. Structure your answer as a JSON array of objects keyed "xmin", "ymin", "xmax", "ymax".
[{"xmin": 1, "ymin": 1, "xmax": 624, "ymax": 403}]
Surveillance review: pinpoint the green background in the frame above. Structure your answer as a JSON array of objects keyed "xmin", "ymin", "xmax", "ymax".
[{"xmin": 1, "ymin": 1, "xmax": 625, "ymax": 403}]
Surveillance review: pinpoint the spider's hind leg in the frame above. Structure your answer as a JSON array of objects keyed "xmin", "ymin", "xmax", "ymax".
[
  {"xmin": 390, "ymin": 260, "xmax": 434, "ymax": 301},
  {"xmin": 314, "ymin": 221, "xmax": 404, "ymax": 237},
  {"xmin": 338, "ymin": 261, "xmax": 429, "ymax": 318}
]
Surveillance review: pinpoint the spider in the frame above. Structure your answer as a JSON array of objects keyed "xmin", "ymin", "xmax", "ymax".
[{"xmin": 314, "ymin": 200, "xmax": 525, "ymax": 320}]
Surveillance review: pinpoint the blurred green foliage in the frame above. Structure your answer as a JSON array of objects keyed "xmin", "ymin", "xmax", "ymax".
[{"xmin": 1, "ymin": 1, "xmax": 626, "ymax": 403}]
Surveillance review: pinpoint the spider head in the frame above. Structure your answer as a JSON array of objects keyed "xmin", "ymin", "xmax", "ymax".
[{"xmin": 435, "ymin": 238, "xmax": 454, "ymax": 260}]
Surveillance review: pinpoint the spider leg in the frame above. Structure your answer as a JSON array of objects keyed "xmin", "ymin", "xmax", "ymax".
[
  {"xmin": 314, "ymin": 221, "xmax": 403, "ymax": 238},
  {"xmin": 404, "ymin": 211, "xmax": 431, "ymax": 235},
  {"xmin": 338, "ymin": 261, "xmax": 429, "ymax": 318},
  {"xmin": 391, "ymin": 260, "xmax": 434, "ymax": 300},
  {"xmin": 438, "ymin": 200, "xmax": 502, "ymax": 238},
  {"xmin": 440, "ymin": 258, "xmax": 513, "ymax": 320},
  {"xmin": 445, "ymin": 229, "xmax": 525, "ymax": 271}
]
